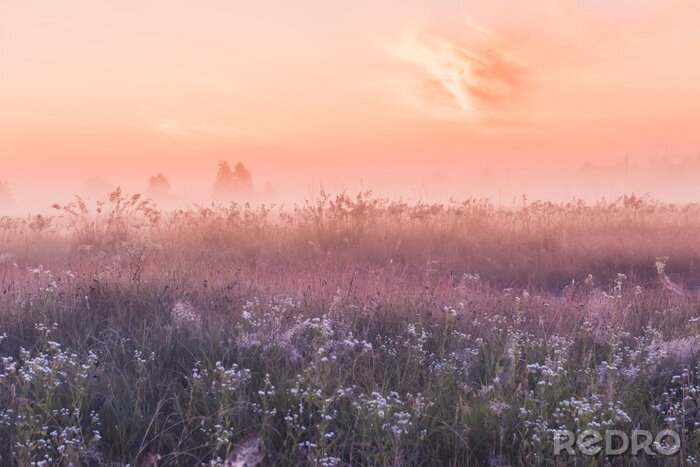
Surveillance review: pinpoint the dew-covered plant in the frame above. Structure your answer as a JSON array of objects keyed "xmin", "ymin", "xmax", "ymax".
[{"xmin": 1, "ymin": 193, "xmax": 700, "ymax": 464}]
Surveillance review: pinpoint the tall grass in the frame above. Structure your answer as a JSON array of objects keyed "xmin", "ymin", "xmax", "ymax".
[{"xmin": 1, "ymin": 190, "xmax": 700, "ymax": 465}]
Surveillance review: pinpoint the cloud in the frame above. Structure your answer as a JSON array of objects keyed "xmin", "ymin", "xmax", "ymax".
[
  {"xmin": 153, "ymin": 119, "xmax": 193, "ymax": 138},
  {"xmin": 393, "ymin": 20, "xmax": 529, "ymax": 122}
]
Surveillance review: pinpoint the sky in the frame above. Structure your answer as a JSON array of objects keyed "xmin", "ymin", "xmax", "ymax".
[{"xmin": 2, "ymin": 0, "xmax": 700, "ymax": 210}]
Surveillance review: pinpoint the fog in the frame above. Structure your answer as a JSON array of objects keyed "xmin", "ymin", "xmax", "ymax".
[{"xmin": 3, "ymin": 152, "xmax": 700, "ymax": 216}]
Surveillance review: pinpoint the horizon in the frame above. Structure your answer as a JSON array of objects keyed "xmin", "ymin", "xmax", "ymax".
[
  {"xmin": 4, "ymin": 155, "xmax": 700, "ymax": 215},
  {"xmin": 3, "ymin": 0, "xmax": 700, "ymax": 211}
]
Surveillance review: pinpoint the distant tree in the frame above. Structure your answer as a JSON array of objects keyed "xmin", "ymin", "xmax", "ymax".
[
  {"xmin": 213, "ymin": 162, "xmax": 234, "ymax": 199},
  {"xmin": 233, "ymin": 162, "xmax": 253, "ymax": 193},
  {"xmin": 212, "ymin": 161, "xmax": 253, "ymax": 199},
  {"xmin": 147, "ymin": 173, "xmax": 171, "ymax": 198},
  {"xmin": 0, "ymin": 181, "xmax": 10, "ymax": 205}
]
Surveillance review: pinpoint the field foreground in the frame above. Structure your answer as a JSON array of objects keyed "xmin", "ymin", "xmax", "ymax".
[{"xmin": 3, "ymin": 192, "xmax": 700, "ymax": 465}]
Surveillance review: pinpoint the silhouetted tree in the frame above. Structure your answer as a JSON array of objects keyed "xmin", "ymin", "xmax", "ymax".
[
  {"xmin": 213, "ymin": 162, "xmax": 234, "ymax": 199},
  {"xmin": 233, "ymin": 162, "xmax": 253, "ymax": 193},
  {"xmin": 213, "ymin": 161, "xmax": 253, "ymax": 199},
  {"xmin": 147, "ymin": 173, "xmax": 171, "ymax": 198}
]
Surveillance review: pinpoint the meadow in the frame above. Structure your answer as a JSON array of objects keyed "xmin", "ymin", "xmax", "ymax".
[{"xmin": 2, "ymin": 190, "xmax": 700, "ymax": 465}]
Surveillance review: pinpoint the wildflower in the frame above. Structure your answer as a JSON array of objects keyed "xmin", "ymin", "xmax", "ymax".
[
  {"xmin": 656, "ymin": 257, "xmax": 668, "ymax": 275},
  {"xmin": 171, "ymin": 300, "xmax": 202, "ymax": 329}
]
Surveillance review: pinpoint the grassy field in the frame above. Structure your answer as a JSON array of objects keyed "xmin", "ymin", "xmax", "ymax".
[{"xmin": 2, "ymin": 190, "xmax": 700, "ymax": 465}]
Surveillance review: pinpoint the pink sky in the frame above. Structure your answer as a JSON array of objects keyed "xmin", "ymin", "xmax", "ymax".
[{"xmin": 2, "ymin": 0, "xmax": 700, "ymax": 208}]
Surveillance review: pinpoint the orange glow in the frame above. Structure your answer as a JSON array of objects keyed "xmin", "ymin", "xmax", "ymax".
[{"xmin": 2, "ymin": 1, "xmax": 700, "ymax": 210}]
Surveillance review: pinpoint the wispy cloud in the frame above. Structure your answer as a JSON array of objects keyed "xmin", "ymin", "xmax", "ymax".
[{"xmin": 393, "ymin": 20, "xmax": 529, "ymax": 122}]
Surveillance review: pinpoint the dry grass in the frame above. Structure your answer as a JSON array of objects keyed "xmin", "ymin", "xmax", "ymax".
[{"xmin": 2, "ymin": 190, "xmax": 700, "ymax": 465}]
